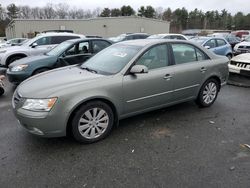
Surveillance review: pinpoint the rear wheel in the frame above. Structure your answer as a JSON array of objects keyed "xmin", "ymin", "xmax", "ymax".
[
  {"xmin": 196, "ymin": 78, "xmax": 219, "ymax": 107},
  {"xmin": 0, "ymin": 87, "xmax": 4, "ymax": 96},
  {"xmin": 71, "ymin": 101, "xmax": 114, "ymax": 143},
  {"xmin": 226, "ymin": 54, "xmax": 232, "ymax": 60}
]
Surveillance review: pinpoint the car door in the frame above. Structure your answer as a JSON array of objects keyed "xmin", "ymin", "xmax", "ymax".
[
  {"xmin": 123, "ymin": 44, "xmax": 174, "ymax": 114},
  {"xmin": 204, "ymin": 39, "xmax": 217, "ymax": 53},
  {"xmin": 170, "ymin": 43, "xmax": 211, "ymax": 101},
  {"xmin": 215, "ymin": 39, "xmax": 228, "ymax": 56},
  {"xmin": 61, "ymin": 41, "xmax": 91, "ymax": 65}
]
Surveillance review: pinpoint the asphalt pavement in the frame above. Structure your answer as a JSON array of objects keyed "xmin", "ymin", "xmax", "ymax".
[{"xmin": 0, "ymin": 81, "xmax": 250, "ymax": 188}]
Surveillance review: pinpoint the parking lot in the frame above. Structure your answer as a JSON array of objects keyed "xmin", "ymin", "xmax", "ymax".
[{"xmin": 1, "ymin": 81, "xmax": 250, "ymax": 188}]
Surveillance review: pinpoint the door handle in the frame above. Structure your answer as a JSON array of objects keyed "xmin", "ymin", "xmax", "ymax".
[
  {"xmin": 200, "ymin": 67, "xmax": 207, "ymax": 73},
  {"xmin": 163, "ymin": 74, "xmax": 172, "ymax": 80}
]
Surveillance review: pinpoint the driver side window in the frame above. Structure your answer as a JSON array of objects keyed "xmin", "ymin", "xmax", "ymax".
[
  {"xmin": 65, "ymin": 42, "xmax": 89, "ymax": 56},
  {"xmin": 35, "ymin": 37, "xmax": 51, "ymax": 46},
  {"xmin": 136, "ymin": 44, "xmax": 169, "ymax": 70}
]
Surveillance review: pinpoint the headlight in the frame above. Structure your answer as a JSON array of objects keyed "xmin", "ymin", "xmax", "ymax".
[
  {"xmin": 22, "ymin": 98, "xmax": 57, "ymax": 112},
  {"xmin": 11, "ymin": 64, "xmax": 28, "ymax": 72}
]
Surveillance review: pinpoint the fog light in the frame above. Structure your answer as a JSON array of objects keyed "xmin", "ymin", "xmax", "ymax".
[{"xmin": 29, "ymin": 127, "xmax": 44, "ymax": 135}]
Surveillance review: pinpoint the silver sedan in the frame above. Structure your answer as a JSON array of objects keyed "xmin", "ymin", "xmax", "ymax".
[{"xmin": 12, "ymin": 39, "xmax": 229, "ymax": 143}]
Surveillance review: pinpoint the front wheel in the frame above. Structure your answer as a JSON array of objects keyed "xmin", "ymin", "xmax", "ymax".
[
  {"xmin": 196, "ymin": 79, "xmax": 219, "ymax": 107},
  {"xmin": 71, "ymin": 101, "xmax": 114, "ymax": 143}
]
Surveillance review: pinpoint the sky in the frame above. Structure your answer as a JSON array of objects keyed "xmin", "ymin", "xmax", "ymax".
[{"xmin": 1, "ymin": 0, "xmax": 249, "ymax": 15}]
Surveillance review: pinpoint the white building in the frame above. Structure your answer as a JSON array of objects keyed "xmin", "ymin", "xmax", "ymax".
[{"xmin": 5, "ymin": 16, "xmax": 170, "ymax": 39}]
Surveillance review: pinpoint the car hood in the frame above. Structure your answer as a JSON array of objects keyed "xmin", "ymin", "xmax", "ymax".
[
  {"xmin": 17, "ymin": 66, "xmax": 105, "ymax": 98},
  {"xmin": 9, "ymin": 55, "xmax": 57, "ymax": 68},
  {"xmin": 236, "ymin": 41, "xmax": 250, "ymax": 47},
  {"xmin": 0, "ymin": 45, "xmax": 26, "ymax": 52},
  {"xmin": 232, "ymin": 53, "xmax": 250, "ymax": 63}
]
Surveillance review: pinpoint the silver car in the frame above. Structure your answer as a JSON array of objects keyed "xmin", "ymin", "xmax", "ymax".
[{"xmin": 12, "ymin": 39, "xmax": 229, "ymax": 143}]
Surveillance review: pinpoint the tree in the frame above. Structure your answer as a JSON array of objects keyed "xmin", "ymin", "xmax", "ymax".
[
  {"xmin": 55, "ymin": 3, "xmax": 69, "ymax": 19},
  {"xmin": 111, "ymin": 8, "xmax": 121, "ymax": 17},
  {"xmin": 155, "ymin": 7, "xmax": 164, "ymax": 19},
  {"xmin": 7, "ymin": 3, "xmax": 19, "ymax": 19},
  {"xmin": 43, "ymin": 3, "xmax": 56, "ymax": 19},
  {"xmin": 100, "ymin": 8, "xmax": 111, "ymax": 17},
  {"xmin": 138, "ymin": 6, "xmax": 145, "ymax": 17},
  {"xmin": 120, "ymin": 5, "xmax": 135, "ymax": 16},
  {"xmin": 162, "ymin": 8, "xmax": 172, "ymax": 21}
]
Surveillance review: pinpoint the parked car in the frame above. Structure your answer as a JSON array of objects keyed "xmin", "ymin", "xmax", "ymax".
[
  {"xmin": 233, "ymin": 35, "xmax": 250, "ymax": 55},
  {"xmin": 228, "ymin": 53, "xmax": 250, "ymax": 77},
  {"xmin": 109, "ymin": 33, "xmax": 149, "ymax": 43},
  {"xmin": 190, "ymin": 37, "xmax": 233, "ymax": 59},
  {"xmin": 7, "ymin": 38, "xmax": 112, "ymax": 84},
  {"xmin": 224, "ymin": 34, "xmax": 241, "ymax": 48},
  {"xmin": 148, "ymin": 33, "xmax": 188, "ymax": 40},
  {"xmin": 0, "ymin": 38, "xmax": 27, "ymax": 48},
  {"xmin": 0, "ymin": 32, "xmax": 85, "ymax": 67},
  {"xmin": 12, "ymin": 39, "xmax": 229, "ymax": 143}
]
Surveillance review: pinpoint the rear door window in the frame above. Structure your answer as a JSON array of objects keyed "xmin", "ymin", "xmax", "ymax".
[{"xmin": 172, "ymin": 43, "xmax": 209, "ymax": 64}]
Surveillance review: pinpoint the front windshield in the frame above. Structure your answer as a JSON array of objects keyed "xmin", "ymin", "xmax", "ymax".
[
  {"xmin": 82, "ymin": 44, "xmax": 142, "ymax": 75},
  {"xmin": 46, "ymin": 41, "xmax": 73, "ymax": 56},
  {"xmin": 245, "ymin": 36, "xmax": 250, "ymax": 42}
]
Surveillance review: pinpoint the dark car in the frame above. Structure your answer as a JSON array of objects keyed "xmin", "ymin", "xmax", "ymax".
[
  {"xmin": 224, "ymin": 34, "xmax": 241, "ymax": 48},
  {"xmin": 110, "ymin": 33, "xmax": 149, "ymax": 43},
  {"xmin": 7, "ymin": 38, "xmax": 112, "ymax": 84}
]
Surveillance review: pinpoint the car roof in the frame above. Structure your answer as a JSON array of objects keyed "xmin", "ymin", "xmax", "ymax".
[
  {"xmin": 117, "ymin": 39, "xmax": 195, "ymax": 47},
  {"xmin": 36, "ymin": 32, "xmax": 85, "ymax": 37},
  {"xmin": 66, "ymin": 38, "xmax": 112, "ymax": 43}
]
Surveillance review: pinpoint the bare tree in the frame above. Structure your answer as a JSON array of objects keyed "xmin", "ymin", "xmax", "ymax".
[
  {"xmin": 43, "ymin": 3, "xmax": 56, "ymax": 19},
  {"xmin": 55, "ymin": 3, "xmax": 69, "ymax": 19},
  {"xmin": 19, "ymin": 6, "xmax": 31, "ymax": 19}
]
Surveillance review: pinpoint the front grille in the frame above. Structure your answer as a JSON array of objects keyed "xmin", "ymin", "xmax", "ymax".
[
  {"xmin": 231, "ymin": 61, "xmax": 250, "ymax": 69},
  {"xmin": 238, "ymin": 46, "xmax": 250, "ymax": 49}
]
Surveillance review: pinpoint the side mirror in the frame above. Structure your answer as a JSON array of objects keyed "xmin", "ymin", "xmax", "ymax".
[
  {"xmin": 31, "ymin": 43, "xmax": 38, "ymax": 48},
  {"xmin": 204, "ymin": 46, "xmax": 210, "ymax": 49},
  {"xmin": 130, "ymin": 65, "xmax": 148, "ymax": 74}
]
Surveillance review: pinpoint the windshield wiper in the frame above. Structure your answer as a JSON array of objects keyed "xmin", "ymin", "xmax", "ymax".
[{"xmin": 81, "ymin": 65, "xmax": 97, "ymax": 74}]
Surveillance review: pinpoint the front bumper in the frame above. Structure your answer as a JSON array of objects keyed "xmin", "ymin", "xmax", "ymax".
[
  {"xmin": 228, "ymin": 64, "xmax": 250, "ymax": 77},
  {"xmin": 12, "ymin": 93, "xmax": 68, "ymax": 137},
  {"xmin": 6, "ymin": 69, "xmax": 30, "ymax": 84}
]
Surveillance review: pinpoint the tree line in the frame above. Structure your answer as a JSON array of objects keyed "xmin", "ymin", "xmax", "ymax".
[{"xmin": 0, "ymin": 3, "xmax": 250, "ymax": 37}]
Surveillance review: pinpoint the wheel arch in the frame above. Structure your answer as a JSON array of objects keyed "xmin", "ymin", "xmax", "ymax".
[
  {"xmin": 6, "ymin": 53, "xmax": 28, "ymax": 66},
  {"xmin": 66, "ymin": 97, "xmax": 119, "ymax": 137}
]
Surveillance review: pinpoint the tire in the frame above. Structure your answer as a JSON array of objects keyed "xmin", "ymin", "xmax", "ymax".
[
  {"xmin": 7, "ymin": 56, "xmax": 24, "ymax": 67},
  {"xmin": 226, "ymin": 54, "xmax": 232, "ymax": 60},
  {"xmin": 33, "ymin": 68, "xmax": 49, "ymax": 75},
  {"xmin": 196, "ymin": 78, "xmax": 219, "ymax": 107},
  {"xmin": 0, "ymin": 87, "xmax": 4, "ymax": 96},
  {"xmin": 71, "ymin": 101, "xmax": 114, "ymax": 143}
]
